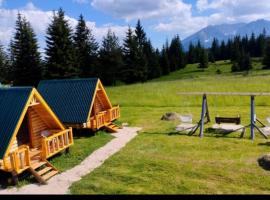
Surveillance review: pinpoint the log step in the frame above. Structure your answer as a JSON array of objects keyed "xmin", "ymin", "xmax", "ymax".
[
  {"xmin": 104, "ymin": 123, "xmax": 119, "ymax": 133},
  {"xmin": 38, "ymin": 167, "xmax": 52, "ymax": 176},
  {"xmin": 42, "ymin": 170, "xmax": 58, "ymax": 181},
  {"xmin": 32, "ymin": 161, "xmax": 46, "ymax": 170}
]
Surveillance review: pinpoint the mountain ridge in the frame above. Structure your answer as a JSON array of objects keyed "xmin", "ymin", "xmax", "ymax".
[{"xmin": 182, "ymin": 19, "xmax": 270, "ymax": 50}]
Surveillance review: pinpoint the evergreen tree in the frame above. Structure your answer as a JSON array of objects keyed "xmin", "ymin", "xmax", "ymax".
[
  {"xmin": 263, "ymin": 37, "xmax": 270, "ymax": 69},
  {"xmin": 121, "ymin": 26, "xmax": 144, "ymax": 83},
  {"xmin": 242, "ymin": 53, "xmax": 252, "ymax": 71},
  {"xmin": 0, "ymin": 44, "xmax": 10, "ymax": 83},
  {"xmin": 211, "ymin": 38, "xmax": 220, "ymax": 61},
  {"xmin": 249, "ymin": 33, "xmax": 256, "ymax": 57},
  {"xmin": 168, "ymin": 35, "xmax": 185, "ymax": 71},
  {"xmin": 195, "ymin": 40, "xmax": 202, "ymax": 63},
  {"xmin": 74, "ymin": 14, "xmax": 98, "ymax": 78},
  {"xmin": 220, "ymin": 40, "xmax": 227, "ymax": 60},
  {"xmin": 232, "ymin": 48, "xmax": 252, "ymax": 72},
  {"xmin": 98, "ymin": 29, "xmax": 123, "ymax": 85},
  {"xmin": 45, "ymin": 8, "xmax": 76, "ymax": 79},
  {"xmin": 198, "ymin": 48, "xmax": 208, "ymax": 69},
  {"xmin": 160, "ymin": 44, "xmax": 170, "ymax": 75},
  {"xmin": 134, "ymin": 20, "xmax": 148, "ymax": 82},
  {"xmin": 144, "ymin": 39, "xmax": 161, "ymax": 79},
  {"xmin": 256, "ymin": 32, "xmax": 266, "ymax": 57},
  {"xmin": 231, "ymin": 36, "xmax": 241, "ymax": 62},
  {"xmin": 187, "ymin": 42, "xmax": 196, "ymax": 64},
  {"xmin": 10, "ymin": 14, "xmax": 42, "ymax": 86}
]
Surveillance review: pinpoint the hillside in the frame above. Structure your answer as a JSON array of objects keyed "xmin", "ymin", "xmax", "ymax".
[{"xmin": 69, "ymin": 60, "xmax": 270, "ymax": 194}]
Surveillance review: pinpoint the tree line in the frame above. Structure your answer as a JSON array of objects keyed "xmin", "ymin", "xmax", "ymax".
[
  {"xmin": 0, "ymin": 8, "xmax": 186, "ymax": 86},
  {"xmin": 187, "ymin": 30, "xmax": 270, "ymax": 72},
  {"xmin": 1, "ymin": 8, "xmax": 270, "ymax": 87}
]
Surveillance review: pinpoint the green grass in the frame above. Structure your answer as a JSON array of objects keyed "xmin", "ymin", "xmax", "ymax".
[
  {"xmin": 70, "ymin": 59, "xmax": 270, "ymax": 194},
  {"xmin": 49, "ymin": 131, "xmax": 114, "ymax": 172}
]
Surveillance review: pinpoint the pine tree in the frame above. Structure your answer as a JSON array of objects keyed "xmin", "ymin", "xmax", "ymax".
[
  {"xmin": 121, "ymin": 26, "xmax": 140, "ymax": 83},
  {"xmin": 263, "ymin": 37, "xmax": 270, "ymax": 69},
  {"xmin": 198, "ymin": 48, "xmax": 208, "ymax": 69},
  {"xmin": 219, "ymin": 41, "xmax": 226, "ymax": 60},
  {"xmin": 242, "ymin": 53, "xmax": 252, "ymax": 71},
  {"xmin": 195, "ymin": 41, "xmax": 202, "ymax": 63},
  {"xmin": 160, "ymin": 44, "xmax": 170, "ymax": 75},
  {"xmin": 211, "ymin": 38, "xmax": 220, "ymax": 61},
  {"xmin": 45, "ymin": 8, "xmax": 76, "ymax": 79},
  {"xmin": 187, "ymin": 42, "xmax": 196, "ymax": 64},
  {"xmin": 144, "ymin": 39, "xmax": 161, "ymax": 79},
  {"xmin": 98, "ymin": 29, "xmax": 123, "ymax": 85},
  {"xmin": 249, "ymin": 33, "xmax": 256, "ymax": 57},
  {"xmin": 10, "ymin": 13, "xmax": 42, "ymax": 86},
  {"xmin": 168, "ymin": 35, "xmax": 185, "ymax": 71},
  {"xmin": 134, "ymin": 20, "xmax": 148, "ymax": 82},
  {"xmin": 0, "ymin": 44, "xmax": 10, "ymax": 83},
  {"xmin": 74, "ymin": 14, "xmax": 98, "ymax": 78}
]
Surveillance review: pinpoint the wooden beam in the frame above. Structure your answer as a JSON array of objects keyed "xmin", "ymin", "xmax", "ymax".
[{"xmin": 177, "ymin": 92, "xmax": 270, "ymax": 96}]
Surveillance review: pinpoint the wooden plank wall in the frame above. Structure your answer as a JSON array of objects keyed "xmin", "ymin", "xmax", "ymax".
[{"xmin": 28, "ymin": 108, "xmax": 49, "ymax": 149}]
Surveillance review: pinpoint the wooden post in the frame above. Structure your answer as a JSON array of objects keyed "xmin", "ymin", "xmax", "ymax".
[
  {"xmin": 11, "ymin": 170, "xmax": 18, "ymax": 185},
  {"xmin": 199, "ymin": 94, "xmax": 207, "ymax": 138},
  {"xmin": 251, "ymin": 95, "xmax": 255, "ymax": 140}
]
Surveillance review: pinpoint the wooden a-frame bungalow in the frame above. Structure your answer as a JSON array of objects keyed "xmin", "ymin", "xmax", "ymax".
[
  {"xmin": 37, "ymin": 78, "xmax": 120, "ymax": 133},
  {"xmin": 0, "ymin": 87, "xmax": 73, "ymax": 184}
]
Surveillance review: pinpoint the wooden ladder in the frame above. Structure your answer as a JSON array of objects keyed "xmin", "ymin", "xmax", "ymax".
[
  {"xmin": 28, "ymin": 159, "xmax": 59, "ymax": 185},
  {"xmin": 104, "ymin": 123, "xmax": 119, "ymax": 133}
]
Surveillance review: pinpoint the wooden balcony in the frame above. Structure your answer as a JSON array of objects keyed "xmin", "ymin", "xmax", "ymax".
[
  {"xmin": 41, "ymin": 128, "xmax": 73, "ymax": 159},
  {"xmin": 107, "ymin": 106, "xmax": 120, "ymax": 121},
  {"xmin": 88, "ymin": 106, "xmax": 120, "ymax": 130},
  {"xmin": 2, "ymin": 145, "xmax": 31, "ymax": 174}
]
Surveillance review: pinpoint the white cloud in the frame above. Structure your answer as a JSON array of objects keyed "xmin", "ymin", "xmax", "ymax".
[
  {"xmin": 73, "ymin": 0, "xmax": 89, "ymax": 4},
  {"xmin": 91, "ymin": 0, "xmax": 191, "ymax": 21},
  {"xmin": 0, "ymin": 2, "xmax": 128, "ymax": 51},
  {"xmin": 90, "ymin": 0, "xmax": 270, "ymax": 40}
]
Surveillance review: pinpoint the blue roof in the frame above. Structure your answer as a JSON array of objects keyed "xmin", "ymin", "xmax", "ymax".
[
  {"xmin": 0, "ymin": 87, "xmax": 32, "ymax": 159},
  {"xmin": 37, "ymin": 78, "xmax": 99, "ymax": 124}
]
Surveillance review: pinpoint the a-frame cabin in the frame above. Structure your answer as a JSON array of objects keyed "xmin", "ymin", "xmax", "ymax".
[
  {"xmin": 37, "ymin": 78, "xmax": 120, "ymax": 133},
  {"xmin": 0, "ymin": 87, "xmax": 73, "ymax": 184}
]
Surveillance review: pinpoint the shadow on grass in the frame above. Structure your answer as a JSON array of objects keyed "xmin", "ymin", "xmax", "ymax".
[
  {"xmin": 0, "ymin": 170, "xmax": 36, "ymax": 189},
  {"xmin": 72, "ymin": 128, "xmax": 96, "ymax": 139},
  {"xmin": 258, "ymin": 142, "xmax": 270, "ymax": 146},
  {"xmin": 167, "ymin": 128, "xmax": 244, "ymax": 139}
]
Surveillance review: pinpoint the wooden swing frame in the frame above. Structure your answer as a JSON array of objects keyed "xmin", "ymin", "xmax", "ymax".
[{"xmin": 177, "ymin": 92, "xmax": 270, "ymax": 140}]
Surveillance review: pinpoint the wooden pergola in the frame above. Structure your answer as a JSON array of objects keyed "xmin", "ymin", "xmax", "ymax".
[{"xmin": 177, "ymin": 92, "xmax": 270, "ymax": 140}]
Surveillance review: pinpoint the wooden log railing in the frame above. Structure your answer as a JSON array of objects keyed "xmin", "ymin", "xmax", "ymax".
[
  {"xmin": 108, "ymin": 106, "xmax": 120, "ymax": 121},
  {"xmin": 95, "ymin": 112, "xmax": 106, "ymax": 129},
  {"xmin": 41, "ymin": 128, "xmax": 73, "ymax": 159},
  {"xmin": 3, "ymin": 145, "xmax": 31, "ymax": 173}
]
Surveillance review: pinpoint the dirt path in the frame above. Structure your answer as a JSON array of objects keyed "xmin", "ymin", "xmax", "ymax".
[{"xmin": 0, "ymin": 127, "xmax": 141, "ymax": 194}]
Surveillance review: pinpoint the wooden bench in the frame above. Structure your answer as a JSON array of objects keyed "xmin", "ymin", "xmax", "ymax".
[{"xmin": 212, "ymin": 116, "xmax": 245, "ymax": 137}]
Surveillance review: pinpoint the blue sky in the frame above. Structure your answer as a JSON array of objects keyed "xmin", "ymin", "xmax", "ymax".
[{"xmin": 1, "ymin": 0, "xmax": 270, "ymax": 51}]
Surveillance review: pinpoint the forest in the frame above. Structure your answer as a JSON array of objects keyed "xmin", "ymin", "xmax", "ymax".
[{"xmin": 0, "ymin": 8, "xmax": 270, "ymax": 86}]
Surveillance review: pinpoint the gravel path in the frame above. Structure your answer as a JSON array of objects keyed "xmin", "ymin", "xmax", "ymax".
[{"xmin": 0, "ymin": 127, "xmax": 141, "ymax": 194}]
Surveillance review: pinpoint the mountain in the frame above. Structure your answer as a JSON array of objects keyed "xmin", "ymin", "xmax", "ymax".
[{"xmin": 182, "ymin": 19, "xmax": 270, "ymax": 50}]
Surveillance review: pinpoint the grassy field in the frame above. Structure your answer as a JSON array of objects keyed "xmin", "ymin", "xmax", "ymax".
[{"xmin": 70, "ymin": 59, "xmax": 270, "ymax": 194}]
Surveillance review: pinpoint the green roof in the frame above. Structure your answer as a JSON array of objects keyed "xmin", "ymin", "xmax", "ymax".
[
  {"xmin": 0, "ymin": 87, "xmax": 32, "ymax": 159},
  {"xmin": 37, "ymin": 78, "xmax": 99, "ymax": 124}
]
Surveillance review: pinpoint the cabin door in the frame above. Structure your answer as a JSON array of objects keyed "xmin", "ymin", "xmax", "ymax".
[{"xmin": 16, "ymin": 115, "xmax": 30, "ymax": 147}]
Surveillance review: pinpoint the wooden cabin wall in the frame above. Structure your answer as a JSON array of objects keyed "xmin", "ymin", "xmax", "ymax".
[
  {"xmin": 91, "ymin": 91, "xmax": 111, "ymax": 116},
  {"xmin": 28, "ymin": 108, "xmax": 49, "ymax": 149}
]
